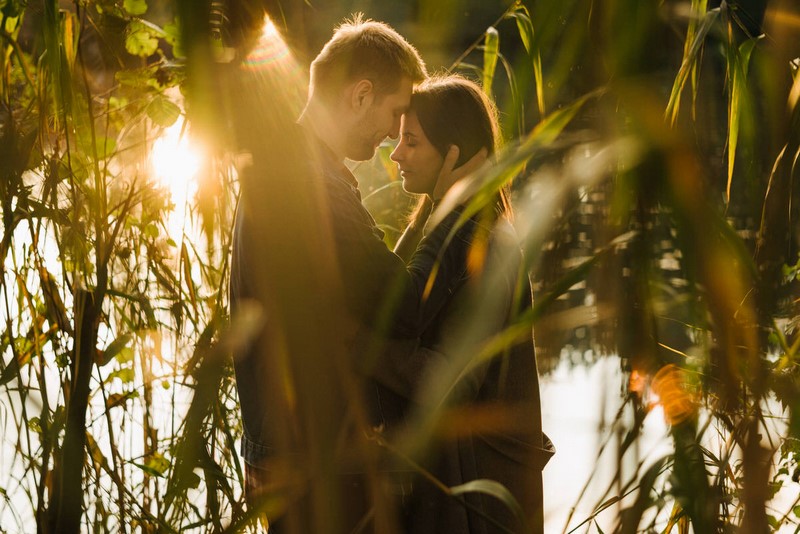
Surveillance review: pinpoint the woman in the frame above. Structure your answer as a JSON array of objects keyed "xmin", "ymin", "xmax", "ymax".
[{"xmin": 387, "ymin": 75, "xmax": 553, "ymax": 534}]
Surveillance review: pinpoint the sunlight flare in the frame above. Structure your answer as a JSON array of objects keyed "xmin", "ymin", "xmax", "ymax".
[
  {"xmin": 151, "ymin": 121, "xmax": 202, "ymax": 193},
  {"xmin": 241, "ymin": 16, "xmax": 292, "ymax": 72},
  {"xmin": 150, "ymin": 121, "xmax": 203, "ymax": 235}
]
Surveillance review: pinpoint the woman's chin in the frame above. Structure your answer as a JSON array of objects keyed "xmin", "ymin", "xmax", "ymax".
[
  {"xmin": 401, "ymin": 180, "xmax": 418, "ymax": 195},
  {"xmin": 402, "ymin": 178, "xmax": 430, "ymax": 196}
]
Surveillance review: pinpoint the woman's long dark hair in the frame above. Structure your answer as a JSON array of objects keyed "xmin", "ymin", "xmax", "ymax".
[{"xmin": 407, "ymin": 75, "xmax": 512, "ymax": 227}]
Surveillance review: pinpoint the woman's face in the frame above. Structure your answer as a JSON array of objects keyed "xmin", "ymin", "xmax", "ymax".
[{"xmin": 390, "ymin": 111, "xmax": 444, "ymax": 196}]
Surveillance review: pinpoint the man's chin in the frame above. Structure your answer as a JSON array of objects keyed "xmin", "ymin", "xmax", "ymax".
[{"xmin": 346, "ymin": 147, "xmax": 378, "ymax": 162}]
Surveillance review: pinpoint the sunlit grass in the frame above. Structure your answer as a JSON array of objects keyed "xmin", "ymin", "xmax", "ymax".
[{"xmin": 1, "ymin": 0, "xmax": 799, "ymax": 532}]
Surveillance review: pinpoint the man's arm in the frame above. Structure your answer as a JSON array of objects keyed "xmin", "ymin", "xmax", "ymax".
[
  {"xmin": 322, "ymin": 148, "xmax": 487, "ymax": 338},
  {"xmin": 323, "ymin": 180, "xmax": 473, "ymax": 337}
]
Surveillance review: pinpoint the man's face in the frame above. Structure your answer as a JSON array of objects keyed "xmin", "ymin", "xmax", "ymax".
[{"xmin": 344, "ymin": 77, "xmax": 413, "ymax": 162}]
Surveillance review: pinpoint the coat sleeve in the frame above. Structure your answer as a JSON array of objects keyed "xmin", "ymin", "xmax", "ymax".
[
  {"xmin": 323, "ymin": 177, "xmax": 476, "ymax": 339},
  {"xmin": 364, "ymin": 219, "xmax": 526, "ymax": 404}
]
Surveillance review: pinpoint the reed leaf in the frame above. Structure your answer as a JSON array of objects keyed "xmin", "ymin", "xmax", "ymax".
[
  {"xmin": 665, "ymin": 7, "xmax": 720, "ymax": 125},
  {"xmin": 725, "ymin": 36, "xmax": 759, "ymax": 202},
  {"xmin": 505, "ymin": 5, "xmax": 545, "ymax": 116},
  {"xmin": 688, "ymin": 0, "xmax": 708, "ymax": 119},
  {"xmin": 450, "ymin": 479, "xmax": 529, "ymax": 533},
  {"xmin": 430, "ymin": 89, "xmax": 599, "ymax": 230},
  {"xmin": 619, "ymin": 457, "xmax": 670, "ymax": 534},
  {"xmin": 482, "ymin": 26, "xmax": 499, "ymax": 96}
]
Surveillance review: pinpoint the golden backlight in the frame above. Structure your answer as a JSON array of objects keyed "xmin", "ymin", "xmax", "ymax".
[{"xmin": 150, "ymin": 121, "xmax": 202, "ymax": 235}]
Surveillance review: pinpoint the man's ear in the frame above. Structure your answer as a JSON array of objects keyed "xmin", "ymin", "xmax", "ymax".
[{"xmin": 349, "ymin": 79, "xmax": 374, "ymax": 112}]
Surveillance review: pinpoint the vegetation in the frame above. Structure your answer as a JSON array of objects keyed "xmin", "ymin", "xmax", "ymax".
[{"xmin": 0, "ymin": 0, "xmax": 798, "ymax": 532}]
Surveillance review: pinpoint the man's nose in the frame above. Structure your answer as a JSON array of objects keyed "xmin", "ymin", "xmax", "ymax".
[{"xmin": 388, "ymin": 118, "xmax": 401, "ymax": 140}]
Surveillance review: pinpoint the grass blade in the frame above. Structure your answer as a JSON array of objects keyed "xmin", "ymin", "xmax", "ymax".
[
  {"xmin": 665, "ymin": 8, "xmax": 720, "ymax": 125},
  {"xmin": 450, "ymin": 479, "xmax": 529, "ymax": 533},
  {"xmin": 483, "ymin": 26, "xmax": 499, "ymax": 96}
]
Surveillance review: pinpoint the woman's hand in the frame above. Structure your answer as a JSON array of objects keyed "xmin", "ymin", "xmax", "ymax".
[{"xmin": 431, "ymin": 145, "xmax": 489, "ymax": 201}]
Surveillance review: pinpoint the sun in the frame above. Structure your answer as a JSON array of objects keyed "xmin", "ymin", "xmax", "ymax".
[
  {"xmin": 151, "ymin": 121, "xmax": 202, "ymax": 188},
  {"xmin": 150, "ymin": 121, "xmax": 203, "ymax": 235}
]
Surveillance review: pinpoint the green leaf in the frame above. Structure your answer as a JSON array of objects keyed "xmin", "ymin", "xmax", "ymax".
[
  {"xmin": 55, "ymin": 351, "xmax": 69, "ymax": 368},
  {"xmin": 619, "ymin": 457, "xmax": 670, "ymax": 533},
  {"xmin": 106, "ymin": 390, "xmax": 139, "ymax": 410},
  {"xmin": 134, "ymin": 452, "xmax": 170, "ymax": 477},
  {"xmin": 185, "ymin": 470, "xmax": 202, "ymax": 489},
  {"xmin": 116, "ymin": 347, "xmax": 135, "ymax": 364},
  {"xmin": 123, "ymin": 0, "xmax": 147, "ymax": 15},
  {"xmin": 115, "ymin": 66, "xmax": 159, "ymax": 88},
  {"xmin": 450, "ymin": 479, "xmax": 528, "ymax": 531},
  {"xmin": 97, "ymin": 136, "xmax": 117, "ymax": 159},
  {"xmin": 482, "ymin": 27, "xmax": 499, "ymax": 96},
  {"xmin": 27, "ymin": 417, "xmax": 42, "ymax": 434},
  {"xmin": 86, "ymin": 434, "xmax": 109, "ymax": 469},
  {"xmin": 163, "ymin": 19, "xmax": 184, "ymax": 58},
  {"xmin": 76, "ymin": 128, "xmax": 116, "ymax": 161},
  {"xmin": 767, "ymin": 514, "xmax": 780, "ymax": 529},
  {"xmin": 431, "ymin": 90, "xmax": 598, "ymax": 230},
  {"xmin": 143, "ymin": 223, "xmax": 159, "ymax": 239},
  {"xmin": 2, "ymin": 0, "xmax": 21, "ymax": 18},
  {"xmin": 510, "ymin": 10, "xmax": 532, "ymax": 53},
  {"xmin": 726, "ymin": 36, "xmax": 759, "ymax": 202},
  {"xmin": 163, "ymin": 19, "xmax": 180, "ymax": 45},
  {"xmin": 146, "ymin": 95, "xmax": 181, "ymax": 127},
  {"xmin": 506, "ymin": 7, "xmax": 545, "ymax": 115},
  {"xmin": 125, "ymin": 21, "xmax": 158, "ymax": 57},
  {"xmin": 181, "ymin": 242, "xmax": 198, "ymax": 313},
  {"xmin": 0, "ymin": 354, "xmax": 20, "ymax": 387},
  {"xmin": 109, "ymin": 367, "xmax": 135, "ymax": 384},
  {"xmin": 523, "ymin": 89, "xmax": 598, "ymax": 149},
  {"xmin": 665, "ymin": 8, "xmax": 720, "ymax": 125},
  {"xmin": 687, "ymin": 0, "xmax": 709, "ymax": 118},
  {"xmin": 98, "ymin": 333, "xmax": 132, "ymax": 367}
]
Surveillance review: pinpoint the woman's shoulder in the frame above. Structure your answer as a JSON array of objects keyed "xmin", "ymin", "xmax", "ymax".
[{"xmin": 488, "ymin": 215, "xmax": 522, "ymax": 251}]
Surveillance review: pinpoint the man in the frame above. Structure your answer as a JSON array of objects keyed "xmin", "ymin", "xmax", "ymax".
[{"xmin": 230, "ymin": 14, "xmax": 482, "ymax": 533}]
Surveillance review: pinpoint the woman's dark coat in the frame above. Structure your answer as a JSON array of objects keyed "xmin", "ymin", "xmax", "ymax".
[{"xmin": 370, "ymin": 211, "xmax": 554, "ymax": 534}]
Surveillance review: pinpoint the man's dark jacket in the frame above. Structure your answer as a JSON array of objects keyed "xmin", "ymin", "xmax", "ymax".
[{"xmin": 230, "ymin": 125, "xmax": 475, "ymax": 467}]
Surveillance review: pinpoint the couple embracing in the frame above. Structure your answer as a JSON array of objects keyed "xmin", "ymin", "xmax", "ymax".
[{"xmin": 230, "ymin": 14, "xmax": 553, "ymax": 534}]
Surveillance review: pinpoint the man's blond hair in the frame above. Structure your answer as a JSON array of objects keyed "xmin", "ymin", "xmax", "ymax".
[{"xmin": 310, "ymin": 14, "xmax": 427, "ymax": 101}]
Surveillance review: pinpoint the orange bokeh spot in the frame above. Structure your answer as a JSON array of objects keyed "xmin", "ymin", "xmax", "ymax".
[{"xmin": 651, "ymin": 364, "xmax": 698, "ymax": 425}]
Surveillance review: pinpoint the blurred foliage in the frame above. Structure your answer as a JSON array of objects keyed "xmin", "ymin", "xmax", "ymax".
[{"xmin": 1, "ymin": 0, "xmax": 799, "ymax": 532}]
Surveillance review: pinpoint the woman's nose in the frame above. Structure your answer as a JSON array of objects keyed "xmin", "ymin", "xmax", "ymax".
[{"xmin": 390, "ymin": 145, "xmax": 402, "ymax": 162}]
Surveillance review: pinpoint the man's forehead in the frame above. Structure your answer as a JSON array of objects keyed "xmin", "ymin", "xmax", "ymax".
[{"xmin": 387, "ymin": 77, "xmax": 414, "ymax": 104}]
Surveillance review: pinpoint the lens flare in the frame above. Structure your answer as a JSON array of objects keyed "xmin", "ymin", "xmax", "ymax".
[
  {"xmin": 651, "ymin": 364, "xmax": 699, "ymax": 425},
  {"xmin": 241, "ymin": 17, "xmax": 293, "ymax": 72}
]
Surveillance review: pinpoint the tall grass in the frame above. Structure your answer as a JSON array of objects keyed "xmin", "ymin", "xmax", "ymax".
[
  {"xmin": 0, "ymin": 0, "xmax": 798, "ymax": 532},
  {"xmin": 1, "ymin": 0, "xmax": 241, "ymax": 531}
]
